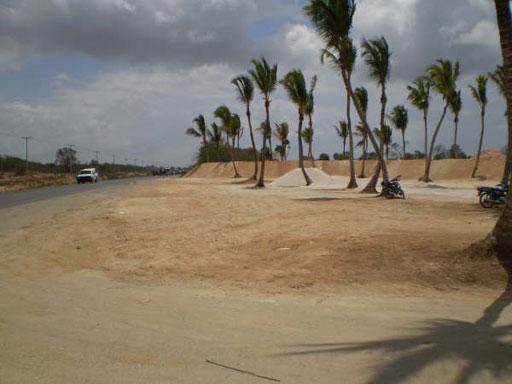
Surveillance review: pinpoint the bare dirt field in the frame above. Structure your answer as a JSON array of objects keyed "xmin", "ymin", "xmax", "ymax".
[{"xmin": 1, "ymin": 175, "xmax": 511, "ymax": 383}]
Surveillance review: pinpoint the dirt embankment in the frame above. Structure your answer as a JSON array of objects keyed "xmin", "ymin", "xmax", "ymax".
[{"xmin": 187, "ymin": 156, "xmax": 506, "ymax": 181}]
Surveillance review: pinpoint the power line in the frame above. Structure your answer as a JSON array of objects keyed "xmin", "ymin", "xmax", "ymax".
[{"xmin": 21, "ymin": 136, "xmax": 32, "ymax": 173}]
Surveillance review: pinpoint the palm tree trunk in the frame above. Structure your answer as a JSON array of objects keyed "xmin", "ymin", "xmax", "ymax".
[
  {"xmin": 308, "ymin": 114, "xmax": 316, "ymax": 168},
  {"xmin": 343, "ymin": 139, "xmax": 347, "ymax": 159},
  {"xmin": 346, "ymin": 83, "xmax": 358, "ymax": 189},
  {"xmin": 203, "ymin": 134, "xmax": 209, "ymax": 163},
  {"xmin": 230, "ymin": 136, "xmax": 241, "ymax": 178},
  {"xmin": 360, "ymin": 140, "xmax": 367, "ymax": 178},
  {"xmin": 420, "ymin": 103, "xmax": 449, "ymax": 182},
  {"xmin": 452, "ymin": 115, "xmax": 459, "ymax": 158},
  {"xmin": 256, "ymin": 100, "xmax": 270, "ymax": 188},
  {"xmin": 402, "ymin": 130, "xmax": 406, "ymax": 160},
  {"xmin": 362, "ymin": 84, "xmax": 387, "ymax": 193},
  {"xmin": 246, "ymin": 106, "xmax": 258, "ymax": 181},
  {"xmin": 268, "ymin": 132, "xmax": 274, "ymax": 161},
  {"xmin": 386, "ymin": 144, "xmax": 389, "ymax": 161},
  {"xmin": 298, "ymin": 113, "xmax": 312, "ymax": 185},
  {"xmin": 472, "ymin": 107, "xmax": 486, "ymax": 178},
  {"xmin": 492, "ymin": 0, "xmax": 512, "ymax": 260},
  {"xmin": 423, "ymin": 109, "xmax": 429, "ymax": 170}
]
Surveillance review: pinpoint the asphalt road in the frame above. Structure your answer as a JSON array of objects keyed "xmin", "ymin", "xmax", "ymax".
[{"xmin": 0, "ymin": 176, "xmax": 160, "ymax": 209}]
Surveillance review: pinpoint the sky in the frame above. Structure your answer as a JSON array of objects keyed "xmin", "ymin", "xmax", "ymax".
[{"xmin": 0, "ymin": 0, "xmax": 508, "ymax": 167}]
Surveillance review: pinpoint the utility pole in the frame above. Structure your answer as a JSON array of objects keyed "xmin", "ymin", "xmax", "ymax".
[
  {"xmin": 94, "ymin": 151, "xmax": 100, "ymax": 164},
  {"xmin": 22, "ymin": 136, "xmax": 32, "ymax": 174},
  {"xmin": 112, "ymin": 154, "xmax": 116, "ymax": 164}
]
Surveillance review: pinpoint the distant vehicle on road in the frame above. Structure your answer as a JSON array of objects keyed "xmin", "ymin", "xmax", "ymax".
[{"xmin": 76, "ymin": 168, "xmax": 98, "ymax": 184}]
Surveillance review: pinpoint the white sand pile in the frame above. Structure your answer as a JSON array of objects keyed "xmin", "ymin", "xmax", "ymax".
[{"xmin": 271, "ymin": 168, "xmax": 338, "ymax": 188}]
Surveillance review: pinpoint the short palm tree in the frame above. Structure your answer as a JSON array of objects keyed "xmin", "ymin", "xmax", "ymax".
[
  {"xmin": 304, "ymin": 75, "xmax": 318, "ymax": 167},
  {"xmin": 232, "ymin": 75, "xmax": 258, "ymax": 178},
  {"xmin": 420, "ymin": 59, "xmax": 460, "ymax": 182},
  {"xmin": 335, "ymin": 120, "xmax": 349, "ymax": 158},
  {"xmin": 280, "ymin": 69, "xmax": 313, "ymax": 185},
  {"xmin": 469, "ymin": 75, "xmax": 488, "ymax": 178},
  {"xmin": 361, "ymin": 35, "xmax": 391, "ymax": 193},
  {"xmin": 207, "ymin": 122, "xmax": 223, "ymax": 158},
  {"xmin": 389, "ymin": 105, "xmax": 408, "ymax": 159},
  {"xmin": 380, "ymin": 124, "xmax": 393, "ymax": 160},
  {"xmin": 355, "ymin": 124, "xmax": 368, "ymax": 178},
  {"xmin": 305, "ymin": 0, "xmax": 389, "ymax": 190},
  {"xmin": 274, "ymin": 122, "xmax": 290, "ymax": 161},
  {"xmin": 249, "ymin": 57, "xmax": 278, "ymax": 187},
  {"xmin": 407, "ymin": 76, "xmax": 431, "ymax": 169},
  {"xmin": 186, "ymin": 114, "xmax": 211, "ymax": 161},
  {"xmin": 214, "ymin": 105, "xmax": 240, "ymax": 178},
  {"xmin": 354, "ymin": 87, "xmax": 369, "ymax": 177},
  {"xmin": 449, "ymin": 90, "xmax": 462, "ymax": 157}
]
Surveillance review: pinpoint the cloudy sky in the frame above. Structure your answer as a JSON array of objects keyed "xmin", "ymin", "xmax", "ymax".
[{"xmin": 0, "ymin": 0, "xmax": 507, "ymax": 166}]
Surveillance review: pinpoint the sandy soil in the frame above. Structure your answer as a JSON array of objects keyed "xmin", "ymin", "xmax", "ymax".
[
  {"xmin": 1, "ymin": 177, "xmax": 511, "ymax": 383},
  {"xmin": 0, "ymin": 176, "xmax": 506, "ymax": 294}
]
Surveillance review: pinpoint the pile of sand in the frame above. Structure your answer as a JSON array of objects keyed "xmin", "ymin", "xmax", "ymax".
[{"xmin": 271, "ymin": 167, "xmax": 335, "ymax": 187}]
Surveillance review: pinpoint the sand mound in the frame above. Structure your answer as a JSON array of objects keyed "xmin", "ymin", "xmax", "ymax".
[{"xmin": 271, "ymin": 167, "xmax": 334, "ymax": 187}]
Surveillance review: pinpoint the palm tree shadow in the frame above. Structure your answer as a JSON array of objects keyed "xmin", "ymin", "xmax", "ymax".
[{"xmin": 283, "ymin": 277, "xmax": 512, "ymax": 383}]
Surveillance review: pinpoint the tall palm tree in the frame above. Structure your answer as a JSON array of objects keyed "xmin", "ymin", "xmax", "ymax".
[
  {"xmin": 492, "ymin": 0, "xmax": 512, "ymax": 263},
  {"xmin": 274, "ymin": 122, "xmax": 290, "ymax": 161},
  {"xmin": 302, "ymin": 127, "xmax": 314, "ymax": 162},
  {"xmin": 305, "ymin": 75, "xmax": 318, "ymax": 167},
  {"xmin": 249, "ymin": 57, "xmax": 278, "ymax": 188},
  {"xmin": 207, "ymin": 122, "xmax": 222, "ymax": 159},
  {"xmin": 420, "ymin": 59, "xmax": 460, "ymax": 182},
  {"xmin": 489, "ymin": 65, "xmax": 511, "ymax": 185},
  {"xmin": 449, "ymin": 90, "xmax": 462, "ymax": 158},
  {"xmin": 305, "ymin": 0, "xmax": 389, "ymax": 191},
  {"xmin": 214, "ymin": 105, "xmax": 240, "ymax": 178},
  {"xmin": 335, "ymin": 120, "xmax": 349, "ymax": 158},
  {"xmin": 232, "ymin": 75, "xmax": 258, "ymax": 180},
  {"xmin": 407, "ymin": 76, "xmax": 431, "ymax": 171},
  {"xmin": 469, "ymin": 75, "xmax": 489, "ymax": 178},
  {"xmin": 280, "ymin": 69, "xmax": 313, "ymax": 185},
  {"xmin": 355, "ymin": 124, "xmax": 368, "ymax": 178},
  {"xmin": 360, "ymin": 36, "xmax": 391, "ymax": 193},
  {"xmin": 389, "ymin": 105, "xmax": 408, "ymax": 159},
  {"xmin": 186, "ymin": 114, "xmax": 211, "ymax": 161}
]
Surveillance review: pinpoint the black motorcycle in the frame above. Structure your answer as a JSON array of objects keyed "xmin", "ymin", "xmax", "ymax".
[
  {"xmin": 477, "ymin": 183, "xmax": 508, "ymax": 208},
  {"xmin": 382, "ymin": 176, "xmax": 406, "ymax": 199}
]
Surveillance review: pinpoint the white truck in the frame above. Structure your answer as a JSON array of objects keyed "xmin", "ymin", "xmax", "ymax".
[{"xmin": 76, "ymin": 168, "xmax": 99, "ymax": 183}]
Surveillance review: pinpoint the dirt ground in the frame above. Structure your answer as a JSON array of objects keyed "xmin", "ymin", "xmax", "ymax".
[
  {"xmin": 2, "ymin": 176, "xmax": 512, "ymax": 383},
  {"xmin": 0, "ymin": 176, "xmax": 506, "ymax": 294}
]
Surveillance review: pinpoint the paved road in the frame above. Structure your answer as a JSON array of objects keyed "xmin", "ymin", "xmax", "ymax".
[{"xmin": 0, "ymin": 176, "xmax": 161, "ymax": 209}]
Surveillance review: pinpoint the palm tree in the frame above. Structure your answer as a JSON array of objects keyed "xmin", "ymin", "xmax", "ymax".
[
  {"xmin": 214, "ymin": 105, "xmax": 240, "ymax": 178},
  {"xmin": 232, "ymin": 75, "xmax": 258, "ymax": 180},
  {"xmin": 305, "ymin": 75, "xmax": 318, "ymax": 167},
  {"xmin": 335, "ymin": 120, "xmax": 349, "ymax": 158},
  {"xmin": 420, "ymin": 59, "xmax": 460, "ymax": 182},
  {"xmin": 355, "ymin": 124, "xmax": 368, "ymax": 177},
  {"xmin": 492, "ymin": 0, "xmax": 512, "ymax": 263},
  {"xmin": 305, "ymin": 0, "xmax": 389, "ymax": 191},
  {"xmin": 389, "ymin": 105, "xmax": 408, "ymax": 159},
  {"xmin": 489, "ymin": 65, "xmax": 511, "ymax": 185},
  {"xmin": 274, "ymin": 122, "xmax": 290, "ymax": 161},
  {"xmin": 407, "ymin": 76, "xmax": 431, "ymax": 172},
  {"xmin": 302, "ymin": 127, "xmax": 314, "ymax": 162},
  {"xmin": 186, "ymin": 114, "xmax": 211, "ymax": 161},
  {"xmin": 280, "ymin": 69, "xmax": 313, "ymax": 185},
  {"xmin": 449, "ymin": 90, "xmax": 462, "ymax": 158},
  {"xmin": 469, "ymin": 75, "xmax": 489, "ymax": 178},
  {"xmin": 380, "ymin": 124, "xmax": 393, "ymax": 160},
  {"xmin": 360, "ymin": 35, "xmax": 391, "ymax": 193},
  {"xmin": 249, "ymin": 57, "xmax": 278, "ymax": 188},
  {"xmin": 207, "ymin": 122, "xmax": 223, "ymax": 159}
]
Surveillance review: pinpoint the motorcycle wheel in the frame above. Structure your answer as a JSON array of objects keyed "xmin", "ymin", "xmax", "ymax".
[
  {"xmin": 398, "ymin": 190, "xmax": 406, "ymax": 199},
  {"xmin": 383, "ymin": 190, "xmax": 394, "ymax": 199},
  {"xmin": 479, "ymin": 193, "xmax": 494, "ymax": 209}
]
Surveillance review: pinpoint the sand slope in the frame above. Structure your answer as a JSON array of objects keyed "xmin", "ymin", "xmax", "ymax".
[{"xmin": 187, "ymin": 155, "xmax": 506, "ymax": 181}]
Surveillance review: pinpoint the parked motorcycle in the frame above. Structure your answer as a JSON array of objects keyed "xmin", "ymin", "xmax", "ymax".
[
  {"xmin": 477, "ymin": 183, "xmax": 508, "ymax": 208},
  {"xmin": 382, "ymin": 176, "xmax": 406, "ymax": 199}
]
